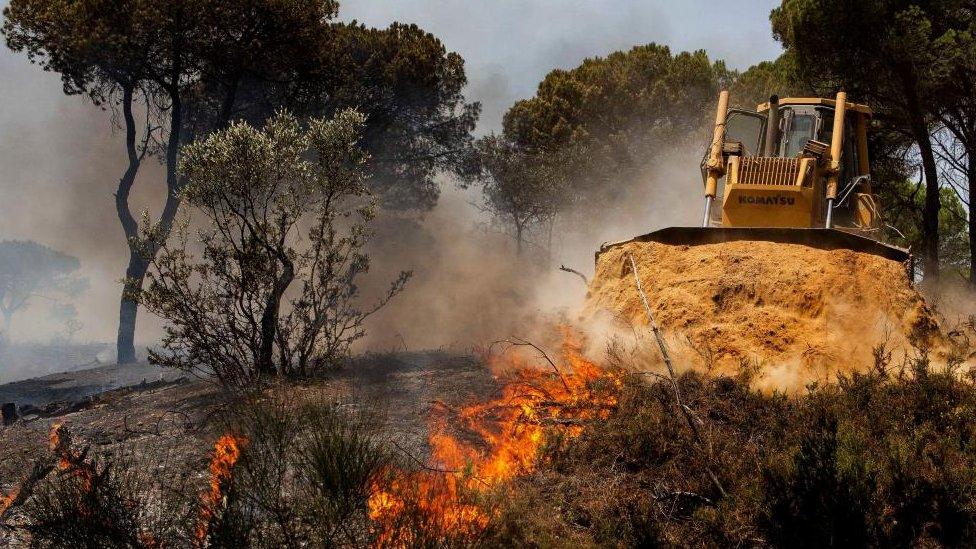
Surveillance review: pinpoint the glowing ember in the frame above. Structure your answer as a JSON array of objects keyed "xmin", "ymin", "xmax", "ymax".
[
  {"xmin": 49, "ymin": 421, "xmax": 62, "ymax": 450},
  {"xmin": 195, "ymin": 433, "xmax": 247, "ymax": 543},
  {"xmin": 0, "ymin": 487, "xmax": 19, "ymax": 516},
  {"xmin": 45, "ymin": 421, "xmax": 98, "ymax": 521},
  {"xmin": 368, "ymin": 326, "xmax": 621, "ymax": 545}
]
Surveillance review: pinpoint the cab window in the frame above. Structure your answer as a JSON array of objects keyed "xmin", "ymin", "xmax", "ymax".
[
  {"xmin": 781, "ymin": 112, "xmax": 817, "ymax": 157},
  {"xmin": 725, "ymin": 110, "xmax": 765, "ymax": 156}
]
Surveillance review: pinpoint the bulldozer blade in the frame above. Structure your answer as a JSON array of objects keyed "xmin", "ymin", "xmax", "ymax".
[{"xmin": 597, "ymin": 227, "xmax": 910, "ymax": 264}]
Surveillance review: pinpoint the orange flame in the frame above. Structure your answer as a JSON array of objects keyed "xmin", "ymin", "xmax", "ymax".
[
  {"xmin": 49, "ymin": 422, "xmax": 76, "ymax": 471},
  {"xmin": 368, "ymin": 326, "xmax": 621, "ymax": 545},
  {"xmin": 0, "ymin": 487, "xmax": 19, "ymax": 516},
  {"xmin": 2, "ymin": 422, "xmax": 77, "ymax": 519},
  {"xmin": 195, "ymin": 433, "xmax": 247, "ymax": 544}
]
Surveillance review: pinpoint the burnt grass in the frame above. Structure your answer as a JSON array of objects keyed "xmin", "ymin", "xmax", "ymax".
[
  {"xmin": 0, "ymin": 351, "xmax": 493, "ymax": 547},
  {"xmin": 5, "ymin": 348, "xmax": 976, "ymax": 547}
]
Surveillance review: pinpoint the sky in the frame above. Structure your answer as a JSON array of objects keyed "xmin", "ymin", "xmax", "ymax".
[
  {"xmin": 0, "ymin": 0, "xmax": 783, "ymax": 342},
  {"xmin": 341, "ymin": 1, "xmax": 784, "ymax": 130}
]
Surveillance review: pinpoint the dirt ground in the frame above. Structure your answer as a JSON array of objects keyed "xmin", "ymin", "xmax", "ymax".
[
  {"xmin": 584, "ymin": 239, "xmax": 944, "ymax": 387},
  {"xmin": 0, "ymin": 351, "xmax": 496, "ymax": 546}
]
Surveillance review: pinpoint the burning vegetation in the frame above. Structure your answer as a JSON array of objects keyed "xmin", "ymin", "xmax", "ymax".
[
  {"xmin": 6, "ymin": 0, "xmax": 976, "ymax": 547},
  {"xmin": 6, "ymin": 321, "xmax": 976, "ymax": 547},
  {"xmin": 368, "ymin": 326, "xmax": 622, "ymax": 544},
  {"xmin": 195, "ymin": 434, "xmax": 247, "ymax": 545}
]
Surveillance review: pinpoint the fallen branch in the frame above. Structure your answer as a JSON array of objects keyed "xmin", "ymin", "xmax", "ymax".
[
  {"xmin": 494, "ymin": 337, "xmax": 572, "ymax": 394},
  {"xmin": 626, "ymin": 253, "xmax": 727, "ymax": 499},
  {"xmin": 543, "ymin": 418, "xmax": 585, "ymax": 426},
  {"xmin": 390, "ymin": 440, "xmax": 491, "ymax": 488},
  {"xmin": 654, "ymin": 490, "xmax": 714, "ymax": 507},
  {"xmin": 1, "ymin": 461, "xmax": 55, "ymax": 526}
]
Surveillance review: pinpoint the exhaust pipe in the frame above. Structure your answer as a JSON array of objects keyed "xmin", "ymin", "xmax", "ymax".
[{"xmin": 764, "ymin": 95, "xmax": 780, "ymax": 157}]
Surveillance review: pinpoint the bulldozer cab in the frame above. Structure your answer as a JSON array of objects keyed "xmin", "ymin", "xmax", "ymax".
[
  {"xmin": 598, "ymin": 91, "xmax": 908, "ymax": 265},
  {"xmin": 710, "ymin": 97, "xmax": 875, "ymax": 231}
]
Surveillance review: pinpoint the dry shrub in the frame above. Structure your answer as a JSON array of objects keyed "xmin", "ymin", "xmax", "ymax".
[
  {"xmin": 18, "ymin": 438, "xmax": 193, "ymax": 548},
  {"xmin": 15, "ymin": 392, "xmax": 395, "ymax": 548},
  {"xmin": 199, "ymin": 392, "xmax": 393, "ymax": 547},
  {"xmin": 486, "ymin": 350, "xmax": 976, "ymax": 547},
  {"xmin": 139, "ymin": 111, "xmax": 410, "ymax": 387}
]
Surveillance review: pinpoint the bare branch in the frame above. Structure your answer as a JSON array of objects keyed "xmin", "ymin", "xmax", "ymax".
[{"xmin": 558, "ymin": 265, "xmax": 589, "ymax": 285}]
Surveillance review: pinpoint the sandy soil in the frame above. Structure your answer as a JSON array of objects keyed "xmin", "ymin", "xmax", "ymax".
[{"xmin": 584, "ymin": 239, "xmax": 943, "ymax": 386}]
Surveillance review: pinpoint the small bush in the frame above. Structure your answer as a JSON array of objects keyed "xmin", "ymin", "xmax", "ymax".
[
  {"xmin": 23, "ymin": 462, "xmax": 145, "ymax": 549},
  {"xmin": 139, "ymin": 111, "xmax": 410, "ymax": 386},
  {"xmin": 18, "ymin": 440, "xmax": 188, "ymax": 549}
]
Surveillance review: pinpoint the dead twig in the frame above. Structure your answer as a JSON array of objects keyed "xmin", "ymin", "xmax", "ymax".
[
  {"xmin": 558, "ymin": 265, "xmax": 588, "ymax": 285},
  {"xmin": 654, "ymin": 490, "xmax": 714, "ymax": 507},
  {"xmin": 494, "ymin": 337, "xmax": 573, "ymax": 394},
  {"xmin": 0, "ymin": 461, "xmax": 55, "ymax": 526},
  {"xmin": 389, "ymin": 440, "xmax": 490, "ymax": 488}
]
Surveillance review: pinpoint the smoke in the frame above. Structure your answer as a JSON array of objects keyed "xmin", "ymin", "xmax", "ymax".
[
  {"xmin": 0, "ymin": 0, "xmax": 778, "ymax": 353},
  {"xmin": 341, "ymin": 1, "xmax": 783, "ymax": 135},
  {"xmin": 359, "ymin": 143, "xmax": 705, "ymax": 351},
  {"xmin": 0, "ymin": 48, "xmax": 167, "ymax": 344}
]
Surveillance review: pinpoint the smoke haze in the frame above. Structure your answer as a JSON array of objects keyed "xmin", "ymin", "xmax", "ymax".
[
  {"xmin": 360, "ymin": 145, "xmax": 703, "ymax": 351},
  {"xmin": 0, "ymin": 1, "xmax": 780, "ymax": 351}
]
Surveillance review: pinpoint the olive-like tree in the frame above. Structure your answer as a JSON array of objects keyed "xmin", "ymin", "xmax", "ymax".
[{"xmin": 138, "ymin": 110, "xmax": 410, "ymax": 384}]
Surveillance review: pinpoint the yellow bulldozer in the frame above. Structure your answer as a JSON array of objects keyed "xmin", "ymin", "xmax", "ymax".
[{"xmin": 600, "ymin": 91, "xmax": 909, "ymax": 263}]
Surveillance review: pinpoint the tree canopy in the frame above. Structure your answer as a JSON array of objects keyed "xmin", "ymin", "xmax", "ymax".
[
  {"xmin": 0, "ymin": 240, "xmax": 85, "ymax": 338},
  {"xmin": 728, "ymin": 52, "xmax": 810, "ymax": 108},
  {"xmin": 495, "ymin": 44, "xmax": 726, "ymax": 214},
  {"xmin": 771, "ymin": 0, "xmax": 974, "ymax": 278},
  {"xmin": 310, "ymin": 22, "xmax": 480, "ymax": 211},
  {"xmin": 3, "ymin": 0, "xmax": 478, "ymax": 361}
]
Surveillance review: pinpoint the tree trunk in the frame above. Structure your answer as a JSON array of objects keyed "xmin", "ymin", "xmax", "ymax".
[
  {"xmin": 917, "ymin": 127, "xmax": 941, "ymax": 280},
  {"xmin": 117, "ymin": 251, "xmax": 149, "ymax": 363},
  {"xmin": 258, "ymin": 260, "xmax": 294, "ymax": 376},
  {"xmin": 114, "ymin": 85, "xmax": 144, "ymax": 364},
  {"xmin": 115, "ymin": 63, "xmax": 185, "ymax": 363},
  {"xmin": 904, "ymin": 108, "xmax": 941, "ymax": 279},
  {"xmin": 900, "ymin": 69, "xmax": 940, "ymax": 280}
]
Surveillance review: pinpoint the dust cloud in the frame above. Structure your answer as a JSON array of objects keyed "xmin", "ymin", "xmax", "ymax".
[
  {"xmin": 359, "ymin": 144, "xmax": 705, "ymax": 351},
  {"xmin": 0, "ymin": 1, "xmax": 772, "ymax": 362}
]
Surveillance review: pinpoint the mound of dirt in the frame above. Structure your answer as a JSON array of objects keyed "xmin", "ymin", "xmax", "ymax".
[{"xmin": 584, "ymin": 239, "xmax": 942, "ymax": 382}]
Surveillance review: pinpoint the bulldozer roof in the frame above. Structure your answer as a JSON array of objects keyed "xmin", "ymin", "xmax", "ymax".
[{"xmin": 756, "ymin": 97, "xmax": 873, "ymax": 116}]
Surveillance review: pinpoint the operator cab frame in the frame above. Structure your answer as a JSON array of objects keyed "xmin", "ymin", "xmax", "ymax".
[{"xmin": 703, "ymin": 95, "xmax": 875, "ymax": 230}]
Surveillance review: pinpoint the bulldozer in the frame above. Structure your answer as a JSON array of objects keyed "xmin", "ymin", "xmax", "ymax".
[{"xmin": 599, "ymin": 91, "xmax": 910, "ymax": 263}]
